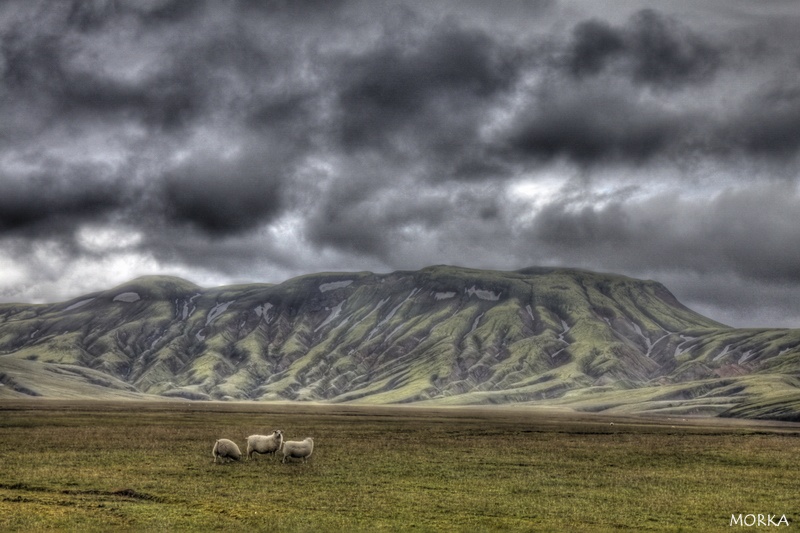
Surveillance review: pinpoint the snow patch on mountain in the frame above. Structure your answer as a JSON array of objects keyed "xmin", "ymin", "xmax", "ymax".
[
  {"xmin": 206, "ymin": 301, "xmax": 234, "ymax": 326},
  {"xmin": 465, "ymin": 286, "xmax": 500, "ymax": 301},
  {"xmin": 713, "ymin": 344, "xmax": 731, "ymax": 361},
  {"xmin": 254, "ymin": 303, "xmax": 274, "ymax": 321},
  {"xmin": 320, "ymin": 280, "xmax": 353, "ymax": 292},
  {"xmin": 525, "ymin": 305, "xmax": 535, "ymax": 322},
  {"xmin": 674, "ymin": 335, "xmax": 695, "ymax": 357},
  {"xmin": 631, "ymin": 322, "xmax": 670, "ymax": 358},
  {"xmin": 471, "ymin": 312, "xmax": 484, "ymax": 333},
  {"xmin": 315, "ymin": 301, "xmax": 345, "ymax": 332},
  {"xmin": 177, "ymin": 293, "xmax": 201, "ymax": 320},
  {"xmin": 65, "ymin": 298, "xmax": 94, "ymax": 311},
  {"xmin": 369, "ymin": 289, "xmax": 420, "ymax": 339},
  {"xmin": 738, "ymin": 350, "xmax": 755, "ymax": 364},
  {"xmin": 113, "ymin": 292, "xmax": 140, "ymax": 303},
  {"xmin": 346, "ymin": 298, "xmax": 389, "ymax": 336},
  {"xmin": 558, "ymin": 319, "xmax": 571, "ymax": 343}
]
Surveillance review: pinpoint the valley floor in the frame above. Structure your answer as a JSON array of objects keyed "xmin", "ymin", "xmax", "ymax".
[{"xmin": 0, "ymin": 400, "xmax": 798, "ymax": 531}]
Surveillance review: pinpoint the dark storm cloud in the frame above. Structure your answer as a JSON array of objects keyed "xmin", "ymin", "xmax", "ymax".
[
  {"xmin": 332, "ymin": 17, "xmax": 523, "ymax": 180},
  {"xmin": 307, "ymin": 184, "xmax": 451, "ymax": 258},
  {"xmin": 66, "ymin": 0, "xmax": 205, "ymax": 32},
  {"xmin": 722, "ymin": 83, "xmax": 800, "ymax": 160},
  {"xmin": 303, "ymin": 162, "xmax": 407, "ymax": 257},
  {"xmin": 567, "ymin": 18, "xmax": 626, "ymax": 77},
  {"xmin": 336, "ymin": 22, "xmax": 519, "ymax": 135},
  {"xmin": 498, "ymin": 6, "xmax": 800, "ymax": 171},
  {"xmin": 1, "ymin": 0, "xmax": 311, "ymax": 140},
  {"xmin": 0, "ymin": 164, "xmax": 124, "ymax": 233},
  {"xmin": 2, "ymin": 0, "xmax": 800, "ymax": 327},
  {"xmin": 522, "ymin": 183, "xmax": 800, "ymax": 328},
  {"xmin": 1, "ymin": 0, "xmax": 309, "ymax": 240},
  {"xmin": 493, "ymin": 8, "xmax": 732, "ymax": 169},
  {"xmin": 307, "ymin": 203, "xmax": 390, "ymax": 258},
  {"xmin": 567, "ymin": 9, "xmax": 723, "ymax": 88},
  {"xmin": 161, "ymin": 152, "xmax": 285, "ymax": 235},
  {"xmin": 1, "ymin": 6, "xmax": 202, "ymax": 130},
  {"xmin": 528, "ymin": 185, "xmax": 800, "ymax": 285},
  {"xmin": 502, "ymin": 86, "xmax": 691, "ymax": 166},
  {"xmin": 57, "ymin": 67, "xmax": 202, "ymax": 131}
]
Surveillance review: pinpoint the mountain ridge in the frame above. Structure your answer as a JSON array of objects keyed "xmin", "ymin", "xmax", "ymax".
[{"xmin": 1, "ymin": 265, "xmax": 798, "ymax": 420}]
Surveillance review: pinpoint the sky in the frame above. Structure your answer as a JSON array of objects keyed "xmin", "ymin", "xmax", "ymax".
[{"xmin": 2, "ymin": 0, "xmax": 800, "ymax": 328}]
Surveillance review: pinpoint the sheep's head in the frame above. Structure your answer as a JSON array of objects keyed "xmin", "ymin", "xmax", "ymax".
[{"xmin": 273, "ymin": 429, "xmax": 283, "ymax": 438}]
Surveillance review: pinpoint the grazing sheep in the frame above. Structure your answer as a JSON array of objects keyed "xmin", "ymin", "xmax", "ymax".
[
  {"xmin": 246, "ymin": 430, "xmax": 284, "ymax": 460},
  {"xmin": 212, "ymin": 438, "xmax": 242, "ymax": 463},
  {"xmin": 281, "ymin": 437, "xmax": 314, "ymax": 463}
]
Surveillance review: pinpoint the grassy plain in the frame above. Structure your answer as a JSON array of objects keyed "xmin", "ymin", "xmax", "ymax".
[{"xmin": 0, "ymin": 400, "xmax": 797, "ymax": 532}]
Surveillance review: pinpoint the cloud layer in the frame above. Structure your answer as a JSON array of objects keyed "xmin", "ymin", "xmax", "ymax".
[{"xmin": 2, "ymin": 0, "xmax": 800, "ymax": 327}]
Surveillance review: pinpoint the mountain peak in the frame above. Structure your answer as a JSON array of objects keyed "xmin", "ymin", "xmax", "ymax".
[
  {"xmin": 105, "ymin": 275, "xmax": 201, "ymax": 300},
  {"xmin": 1, "ymin": 265, "xmax": 798, "ymax": 419}
]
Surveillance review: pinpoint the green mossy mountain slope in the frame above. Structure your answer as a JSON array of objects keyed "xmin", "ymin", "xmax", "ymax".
[{"xmin": 1, "ymin": 266, "xmax": 799, "ymax": 420}]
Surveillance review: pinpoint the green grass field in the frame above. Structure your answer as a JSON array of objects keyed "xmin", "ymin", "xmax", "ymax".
[{"xmin": 0, "ymin": 401, "xmax": 797, "ymax": 532}]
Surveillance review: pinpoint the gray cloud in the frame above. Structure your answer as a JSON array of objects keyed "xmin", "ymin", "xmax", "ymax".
[
  {"xmin": 526, "ymin": 184, "xmax": 800, "ymax": 285},
  {"xmin": 502, "ymin": 85, "xmax": 693, "ymax": 166},
  {"xmin": 1, "ymin": 4, "xmax": 204, "ymax": 135},
  {"xmin": 334, "ymin": 20, "xmax": 521, "ymax": 146},
  {"xmin": 160, "ymin": 153, "xmax": 285, "ymax": 235},
  {"xmin": 0, "ymin": 163, "xmax": 125, "ymax": 233},
  {"xmin": 329, "ymin": 16, "xmax": 524, "ymax": 186},
  {"xmin": 2, "ymin": 0, "xmax": 800, "ymax": 327},
  {"xmin": 722, "ymin": 83, "xmax": 800, "ymax": 160},
  {"xmin": 567, "ymin": 9, "xmax": 723, "ymax": 88}
]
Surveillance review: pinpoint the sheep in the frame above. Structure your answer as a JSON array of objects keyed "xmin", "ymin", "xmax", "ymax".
[
  {"xmin": 212, "ymin": 438, "xmax": 242, "ymax": 463},
  {"xmin": 246, "ymin": 430, "xmax": 284, "ymax": 460},
  {"xmin": 281, "ymin": 437, "xmax": 314, "ymax": 463}
]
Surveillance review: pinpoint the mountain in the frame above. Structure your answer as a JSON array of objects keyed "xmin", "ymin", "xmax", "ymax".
[{"xmin": 1, "ymin": 266, "xmax": 799, "ymax": 420}]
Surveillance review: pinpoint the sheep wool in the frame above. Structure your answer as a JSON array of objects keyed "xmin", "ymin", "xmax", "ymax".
[
  {"xmin": 281, "ymin": 437, "xmax": 314, "ymax": 463},
  {"xmin": 212, "ymin": 438, "xmax": 242, "ymax": 463},
  {"xmin": 246, "ymin": 430, "xmax": 284, "ymax": 460}
]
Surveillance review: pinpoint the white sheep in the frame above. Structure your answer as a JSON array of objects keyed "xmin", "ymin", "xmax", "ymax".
[
  {"xmin": 212, "ymin": 438, "xmax": 242, "ymax": 463},
  {"xmin": 281, "ymin": 437, "xmax": 314, "ymax": 463},
  {"xmin": 246, "ymin": 430, "xmax": 284, "ymax": 460}
]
